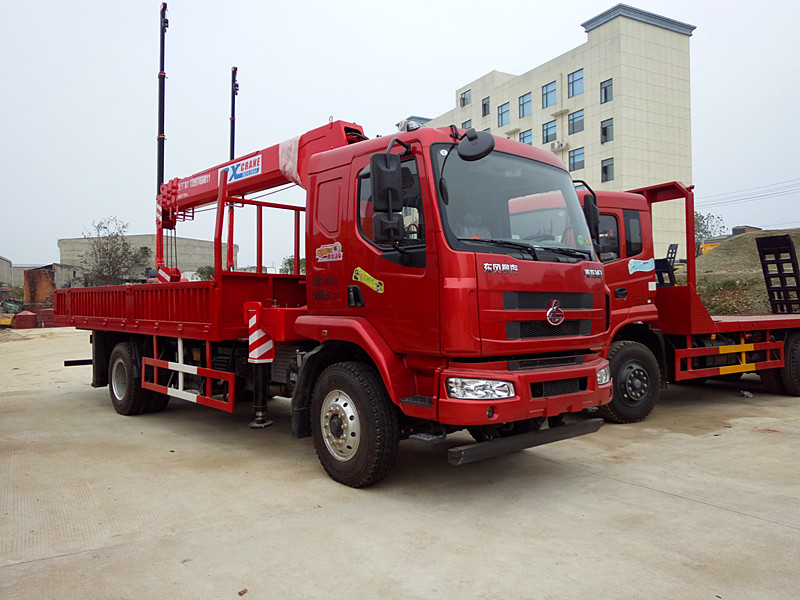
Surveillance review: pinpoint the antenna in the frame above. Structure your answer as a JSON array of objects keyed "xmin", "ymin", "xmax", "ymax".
[
  {"xmin": 156, "ymin": 3, "xmax": 169, "ymax": 195},
  {"xmin": 230, "ymin": 66, "xmax": 238, "ymax": 160}
]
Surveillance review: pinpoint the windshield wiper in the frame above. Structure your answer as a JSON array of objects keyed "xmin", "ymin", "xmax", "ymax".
[
  {"xmin": 462, "ymin": 238, "xmax": 539, "ymax": 260},
  {"xmin": 537, "ymin": 246, "xmax": 593, "ymax": 260}
]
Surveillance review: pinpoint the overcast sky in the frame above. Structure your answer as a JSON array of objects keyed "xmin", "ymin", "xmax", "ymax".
[{"xmin": 2, "ymin": 0, "xmax": 799, "ymax": 268}]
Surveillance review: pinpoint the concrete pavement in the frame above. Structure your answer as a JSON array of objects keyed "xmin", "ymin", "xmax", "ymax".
[{"xmin": 1, "ymin": 328, "xmax": 798, "ymax": 599}]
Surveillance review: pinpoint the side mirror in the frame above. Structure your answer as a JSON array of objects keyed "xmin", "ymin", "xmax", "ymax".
[
  {"xmin": 582, "ymin": 192, "xmax": 600, "ymax": 246},
  {"xmin": 457, "ymin": 128, "xmax": 495, "ymax": 162},
  {"xmin": 370, "ymin": 152, "xmax": 403, "ymax": 213},
  {"xmin": 373, "ymin": 213, "xmax": 405, "ymax": 243}
]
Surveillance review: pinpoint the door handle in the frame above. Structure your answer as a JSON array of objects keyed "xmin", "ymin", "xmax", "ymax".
[
  {"xmin": 348, "ymin": 285, "xmax": 365, "ymax": 307},
  {"xmin": 614, "ymin": 287, "xmax": 628, "ymax": 299}
]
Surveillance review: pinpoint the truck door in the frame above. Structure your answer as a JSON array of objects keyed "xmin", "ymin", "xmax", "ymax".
[
  {"xmin": 600, "ymin": 209, "xmax": 653, "ymax": 315},
  {"xmin": 346, "ymin": 149, "xmax": 440, "ymax": 355}
]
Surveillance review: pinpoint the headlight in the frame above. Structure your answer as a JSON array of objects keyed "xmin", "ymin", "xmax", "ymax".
[
  {"xmin": 597, "ymin": 366, "xmax": 611, "ymax": 386},
  {"xmin": 446, "ymin": 377, "xmax": 515, "ymax": 400}
]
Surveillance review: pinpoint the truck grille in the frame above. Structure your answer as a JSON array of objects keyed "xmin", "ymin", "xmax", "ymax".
[
  {"xmin": 530, "ymin": 377, "xmax": 588, "ymax": 398},
  {"xmin": 507, "ymin": 320, "xmax": 592, "ymax": 339},
  {"xmin": 503, "ymin": 291, "xmax": 593, "ymax": 310},
  {"xmin": 508, "ymin": 355, "xmax": 585, "ymax": 371}
]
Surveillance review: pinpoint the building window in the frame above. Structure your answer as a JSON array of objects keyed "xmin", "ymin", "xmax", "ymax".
[
  {"xmin": 498, "ymin": 102, "xmax": 510, "ymax": 127},
  {"xmin": 462, "ymin": 119, "xmax": 472, "ymax": 130},
  {"xmin": 542, "ymin": 120, "xmax": 557, "ymax": 143},
  {"xmin": 519, "ymin": 92, "xmax": 531, "ymax": 118},
  {"xmin": 568, "ymin": 69, "xmax": 584, "ymax": 97},
  {"xmin": 601, "ymin": 118, "xmax": 614, "ymax": 143},
  {"xmin": 568, "ymin": 109, "xmax": 584, "ymax": 135},
  {"xmin": 542, "ymin": 81, "xmax": 556, "ymax": 108},
  {"xmin": 460, "ymin": 89, "xmax": 472, "ymax": 107},
  {"xmin": 601, "ymin": 158, "xmax": 614, "ymax": 182},
  {"xmin": 519, "ymin": 129, "xmax": 532, "ymax": 144},
  {"xmin": 569, "ymin": 147, "xmax": 584, "ymax": 171},
  {"xmin": 600, "ymin": 79, "xmax": 613, "ymax": 104},
  {"xmin": 482, "ymin": 97, "xmax": 490, "ymax": 117}
]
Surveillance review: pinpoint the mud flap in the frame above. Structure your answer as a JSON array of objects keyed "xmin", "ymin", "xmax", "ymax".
[{"xmin": 447, "ymin": 418, "xmax": 604, "ymax": 466}]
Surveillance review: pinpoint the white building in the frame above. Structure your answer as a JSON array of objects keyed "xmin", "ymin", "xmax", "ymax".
[
  {"xmin": 424, "ymin": 4, "xmax": 696, "ymax": 258},
  {"xmin": 57, "ymin": 235, "xmax": 238, "ymax": 281}
]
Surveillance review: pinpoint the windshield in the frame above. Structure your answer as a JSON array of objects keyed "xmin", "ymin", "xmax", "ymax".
[{"xmin": 432, "ymin": 144, "xmax": 594, "ymax": 261}]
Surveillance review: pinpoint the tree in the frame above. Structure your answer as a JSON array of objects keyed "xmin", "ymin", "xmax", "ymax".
[
  {"xmin": 196, "ymin": 265, "xmax": 215, "ymax": 281},
  {"xmin": 279, "ymin": 255, "xmax": 306, "ymax": 275},
  {"xmin": 694, "ymin": 211, "xmax": 726, "ymax": 244},
  {"xmin": 81, "ymin": 217, "xmax": 151, "ymax": 286}
]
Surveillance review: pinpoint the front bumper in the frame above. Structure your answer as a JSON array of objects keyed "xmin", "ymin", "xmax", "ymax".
[{"xmin": 437, "ymin": 354, "xmax": 612, "ymax": 426}]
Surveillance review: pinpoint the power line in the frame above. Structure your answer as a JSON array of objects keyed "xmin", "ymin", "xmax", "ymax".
[
  {"xmin": 696, "ymin": 178, "xmax": 800, "ymax": 208},
  {"xmin": 696, "ymin": 177, "xmax": 800, "ymax": 200}
]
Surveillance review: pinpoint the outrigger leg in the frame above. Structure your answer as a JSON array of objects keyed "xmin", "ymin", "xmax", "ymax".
[{"xmin": 249, "ymin": 362, "xmax": 273, "ymax": 429}]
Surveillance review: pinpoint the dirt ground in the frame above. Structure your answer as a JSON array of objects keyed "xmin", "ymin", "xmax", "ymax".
[
  {"xmin": 2, "ymin": 327, "xmax": 800, "ymax": 599},
  {"xmin": 684, "ymin": 229, "xmax": 800, "ymax": 314}
]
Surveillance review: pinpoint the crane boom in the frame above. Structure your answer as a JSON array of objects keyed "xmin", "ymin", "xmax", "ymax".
[{"xmin": 157, "ymin": 120, "xmax": 365, "ymax": 228}]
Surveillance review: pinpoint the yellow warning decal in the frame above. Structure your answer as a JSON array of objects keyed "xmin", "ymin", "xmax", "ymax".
[{"xmin": 352, "ymin": 267, "xmax": 384, "ymax": 293}]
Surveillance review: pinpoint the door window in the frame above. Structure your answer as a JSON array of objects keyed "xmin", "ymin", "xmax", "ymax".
[
  {"xmin": 598, "ymin": 214, "xmax": 620, "ymax": 263},
  {"xmin": 358, "ymin": 158, "xmax": 425, "ymax": 247},
  {"xmin": 623, "ymin": 210, "xmax": 643, "ymax": 257}
]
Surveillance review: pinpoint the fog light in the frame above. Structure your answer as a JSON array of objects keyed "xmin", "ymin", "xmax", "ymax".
[
  {"xmin": 446, "ymin": 377, "xmax": 515, "ymax": 400},
  {"xmin": 597, "ymin": 366, "xmax": 611, "ymax": 386}
]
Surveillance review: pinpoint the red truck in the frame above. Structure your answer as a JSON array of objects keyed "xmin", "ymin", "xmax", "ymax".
[
  {"xmin": 586, "ymin": 181, "xmax": 800, "ymax": 422},
  {"xmin": 54, "ymin": 120, "xmax": 615, "ymax": 487}
]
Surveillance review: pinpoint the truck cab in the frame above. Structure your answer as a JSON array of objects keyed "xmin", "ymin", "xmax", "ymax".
[{"xmin": 296, "ymin": 127, "xmax": 612, "ymax": 435}]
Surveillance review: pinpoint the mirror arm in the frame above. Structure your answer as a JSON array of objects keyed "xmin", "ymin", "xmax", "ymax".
[{"xmin": 383, "ymin": 137, "xmax": 412, "ymax": 157}]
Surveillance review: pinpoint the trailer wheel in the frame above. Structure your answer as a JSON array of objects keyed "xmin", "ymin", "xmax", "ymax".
[
  {"xmin": 599, "ymin": 341, "xmax": 660, "ymax": 424},
  {"xmin": 109, "ymin": 343, "xmax": 147, "ymax": 416},
  {"xmin": 780, "ymin": 333, "xmax": 800, "ymax": 395},
  {"xmin": 311, "ymin": 362, "xmax": 400, "ymax": 488}
]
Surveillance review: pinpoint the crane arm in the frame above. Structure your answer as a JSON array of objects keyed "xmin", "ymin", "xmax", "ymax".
[{"xmin": 157, "ymin": 120, "xmax": 365, "ymax": 227}]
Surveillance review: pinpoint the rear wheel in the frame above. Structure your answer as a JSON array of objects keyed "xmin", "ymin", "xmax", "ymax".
[
  {"xmin": 311, "ymin": 362, "xmax": 400, "ymax": 488},
  {"xmin": 599, "ymin": 341, "xmax": 660, "ymax": 423},
  {"xmin": 780, "ymin": 332, "xmax": 800, "ymax": 395},
  {"xmin": 109, "ymin": 343, "xmax": 148, "ymax": 415}
]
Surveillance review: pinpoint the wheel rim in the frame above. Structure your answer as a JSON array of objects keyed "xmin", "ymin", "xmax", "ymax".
[
  {"xmin": 320, "ymin": 389, "xmax": 361, "ymax": 462},
  {"xmin": 111, "ymin": 358, "xmax": 127, "ymax": 401},
  {"xmin": 618, "ymin": 361, "xmax": 649, "ymax": 407}
]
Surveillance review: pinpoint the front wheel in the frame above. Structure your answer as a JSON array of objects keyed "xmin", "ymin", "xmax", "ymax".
[
  {"xmin": 311, "ymin": 362, "xmax": 400, "ymax": 488},
  {"xmin": 599, "ymin": 341, "xmax": 661, "ymax": 423}
]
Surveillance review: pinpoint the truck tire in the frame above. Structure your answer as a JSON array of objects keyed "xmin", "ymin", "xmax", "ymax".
[
  {"xmin": 109, "ymin": 343, "xmax": 148, "ymax": 416},
  {"xmin": 311, "ymin": 362, "xmax": 400, "ymax": 488},
  {"xmin": 599, "ymin": 340, "xmax": 660, "ymax": 424},
  {"xmin": 780, "ymin": 332, "xmax": 800, "ymax": 395}
]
